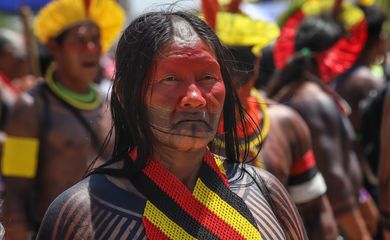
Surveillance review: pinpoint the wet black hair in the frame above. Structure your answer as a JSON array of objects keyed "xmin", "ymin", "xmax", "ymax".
[
  {"xmin": 268, "ymin": 15, "xmax": 344, "ymax": 97},
  {"xmin": 90, "ymin": 11, "xmax": 253, "ymax": 178}
]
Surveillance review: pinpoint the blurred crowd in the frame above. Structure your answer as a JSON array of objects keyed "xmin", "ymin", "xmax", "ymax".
[{"xmin": 0, "ymin": 0, "xmax": 389, "ymax": 239}]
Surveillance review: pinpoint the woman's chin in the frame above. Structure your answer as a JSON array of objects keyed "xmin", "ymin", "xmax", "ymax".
[{"xmin": 159, "ymin": 135, "xmax": 213, "ymax": 152}]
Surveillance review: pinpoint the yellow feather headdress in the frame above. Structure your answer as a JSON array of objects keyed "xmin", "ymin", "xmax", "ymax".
[
  {"xmin": 215, "ymin": 12, "xmax": 279, "ymax": 56},
  {"xmin": 34, "ymin": 0, "xmax": 125, "ymax": 52}
]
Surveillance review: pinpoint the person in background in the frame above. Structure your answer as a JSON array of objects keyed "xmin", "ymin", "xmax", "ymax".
[
  {"xmin": 268, "ymin": 8, "xmax": 375, "ymax": 239},
  {"xmin": 379, "ymin": 84, "xmax": 390, "ymax": 239},
  {"xmin": 0, "ymin": 29, "xmax": 34, "ymax": 199},
  {"xmin": 334, "ymin": 5, "xmax": 386, "ymax": 214},
  {"xmin": 0, "ymin": 29, "xmax": 30, "ymax": 140},
  {"xmin": 211, "ymin": 45, "xmax": 338, "ymax": 239},
  {"xmin": 37, "ymin": 11, "xmax": 307, "ymax": 240},
  {"xmin": 1, "ymin": 0, "xmax": 124, "ymax": 239}
]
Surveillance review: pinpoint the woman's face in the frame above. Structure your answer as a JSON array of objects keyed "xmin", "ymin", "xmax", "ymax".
[{"xmin": 145, "ymin": 40, "xmax": 226, "ymax": 152}]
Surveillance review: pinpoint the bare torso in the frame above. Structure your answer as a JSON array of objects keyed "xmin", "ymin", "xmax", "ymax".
[{"xmin": 2, "ymin": 83, "xmax": 112, "ymax": 236}]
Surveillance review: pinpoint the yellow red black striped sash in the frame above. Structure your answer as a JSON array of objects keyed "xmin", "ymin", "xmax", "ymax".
[{"xmin": 129, "ymin": 150, "xmax": 263, "ymax": 239}]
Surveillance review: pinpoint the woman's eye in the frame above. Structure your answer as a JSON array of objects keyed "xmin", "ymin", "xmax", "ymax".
[
  {"xmin": 159, "ymin": 76, "xmax": 179, "ymax": 84},
  {"xmin": 163, "ymin": 76, "xmax": 176, "ymax": 81},
  {"xmin": 201, "ymin": 75, "xmax": 217, "ymax": 81}
]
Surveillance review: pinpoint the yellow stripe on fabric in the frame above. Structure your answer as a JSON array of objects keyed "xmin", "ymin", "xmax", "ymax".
[
  {"xmin": 193, "ymin": 179, "xmax": 262, "ymax": 240},
  {"xmin": 2, "ymin": 136, "xmax": 39, "ymax": 178},
  {"xmin": 144, "ymin": 201, "xmax": 196, "ymax": 240},
  {"xmin": 213, "ymin": 154, "xmax": 226, "ymax": 176}
]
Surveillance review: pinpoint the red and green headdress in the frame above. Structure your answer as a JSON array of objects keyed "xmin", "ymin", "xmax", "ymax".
[{"xmin": 273, "ymin": 0, "xmax": 368, "ymax": 83}]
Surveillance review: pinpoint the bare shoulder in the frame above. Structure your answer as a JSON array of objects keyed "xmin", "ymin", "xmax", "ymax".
[
  {"xmin": 287, "ymin": 83, "xmax": 340, "ymax": 128},
  {"xmin": 268, "ymin": 103, "xmax": 309, "ymax": 132},
  {"xmin": 247, "ymin": 165, "xmax": 290, "ymax": 194},
  {"xmin": 6, "ymin": 84, "xmax": 45, "ymax": 136},
  {"xmin": 347, "ymin": 66, "xmax": 385, "ymax": 90},
  {"xmin": 36, "ymin": 177, "xmax": 93, "ymax": 239}
]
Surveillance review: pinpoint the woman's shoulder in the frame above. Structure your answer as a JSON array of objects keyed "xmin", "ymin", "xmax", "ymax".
[
  {"xmin": 229, "ymin": 163, "xmax": 282, "ymax": 187},
  {"xmin": 37, "ymin": 174, "xmax": 146, "ymax": 239}
]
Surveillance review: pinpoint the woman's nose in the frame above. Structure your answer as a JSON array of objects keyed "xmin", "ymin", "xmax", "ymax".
[{"xmin": 179, "ymin": 84, "xmax": 206, "ymax": 109}]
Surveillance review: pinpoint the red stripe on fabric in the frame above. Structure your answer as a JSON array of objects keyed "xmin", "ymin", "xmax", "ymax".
[
  {"xmin": 290, "ymin": 150, "xmax": 316, "ymax": 175},
  {"xmin": 143, "ymin": 217, "xmax": 171, "ymax": 240},
  {"xmin": 143, "ymin": 159, "xmax": 245, "ymax": 239}
]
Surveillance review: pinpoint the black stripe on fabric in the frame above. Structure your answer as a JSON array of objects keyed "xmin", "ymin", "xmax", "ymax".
[
  {"xmin": 199, "ymin": 161, "xmax": 259, "ymax": 229},
  {"xmin": 287, "ymin": 167, "xmax": 318, "ymax": 185},
  {"xmin": 268, "ymin": 184, "xmax": 302, "ymax": 238},
  {"xmin": 100, "ymin": 215, "xmax": 123, "ymax": 240},
  {"xmin": 68, "ymin": 209, "xmax": 92, "ymax": 239},
  {"xmin": 130, "ymin": 172, "xmax": 219, "ymax": 240},
  {"xmin": 246, "ymin": 197, "xmax": 279, "ymax": 239},
  {"xmin": 94, "ymin": 212, "xmax": 115, "ymax": 237},
  {"xmin": 115, "ymin": 219, "xmax": 137, "ymax": 240},
  {"xmin": 247, "ymin": 193, "xmax": 284, "ymax": 234}
]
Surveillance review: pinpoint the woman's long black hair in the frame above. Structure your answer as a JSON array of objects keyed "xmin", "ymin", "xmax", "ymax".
[
  {"xmin": 89, "ymin": 11, "xmax": 251, "ymax": 178},
  {"xmin": 267, "ymin": 14, "xmax": 345, "ymax": 98}
]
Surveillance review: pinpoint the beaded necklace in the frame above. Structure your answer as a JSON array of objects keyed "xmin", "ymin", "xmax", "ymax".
[
  {"xmin": 213, "ymin": 88, "xmax": 270, "ymax": 167},
  {"xmin": 45, "ymin": 63, "xmax": 101, "ymax": 111}
]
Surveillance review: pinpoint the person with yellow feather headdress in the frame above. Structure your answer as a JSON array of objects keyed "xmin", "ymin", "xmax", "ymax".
[
  {"xmin": 0, "ymin": 0, "xmax": 125, "ymax": 238},
  {"xmin": 268, "ymin": 0, "xmax": 381, "ymax": 238},
  {"xmin": 208, "ymin": 2, "xmax": 338, "ymax": 239}
]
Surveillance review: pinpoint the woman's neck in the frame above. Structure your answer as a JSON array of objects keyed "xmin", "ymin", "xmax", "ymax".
[{"xmin": 152, "ymin": 145, "xmax": 205, "ymax": 191}]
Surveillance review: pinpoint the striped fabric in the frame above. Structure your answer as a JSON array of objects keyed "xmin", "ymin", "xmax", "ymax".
[{"xmin": 130, "ymin": 150, "xmax": 263, "ymax": 240}]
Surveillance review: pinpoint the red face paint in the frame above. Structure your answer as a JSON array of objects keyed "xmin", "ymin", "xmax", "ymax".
[{"xmin": 146, "ymin": 40, "xmax": 226, "ymax": 151}]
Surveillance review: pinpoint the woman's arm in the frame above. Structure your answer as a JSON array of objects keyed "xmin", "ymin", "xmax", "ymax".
[{"xmin": 257, "ymin": 169, "xmax": 308, "ymax": 240}]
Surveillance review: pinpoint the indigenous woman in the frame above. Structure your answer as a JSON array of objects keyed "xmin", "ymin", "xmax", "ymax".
[
  {"xmin": 209, "ymin": 10, "xmax": 337, "ymax": 239},
  {"xmin": 37, "ymin": 11, "xmax": 307, "ymax": 240}
]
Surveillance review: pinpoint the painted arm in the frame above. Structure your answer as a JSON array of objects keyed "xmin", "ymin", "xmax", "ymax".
[
  {"xmin": 1, "ymin": 94, "xmax": 41, "ymax": 239},
  {"xmin": 379, "ymin": 90, "xmax": 390, "ymax": 239},
  {"xmin": 293, "ymin": 97, "xmax": 371, "ymax": 240},
  {"xmin": 284, "ymin": 108, "xmax": 338, "ymax": 239},
  {"xmin": 258, "ymin": 169, "xmax": 308, "ymax": 240}
]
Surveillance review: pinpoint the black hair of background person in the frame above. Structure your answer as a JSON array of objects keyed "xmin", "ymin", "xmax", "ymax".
[
  {"xmin": 267, "ymin": 15, "xmax": 345, "ymax": 97},
  {"xmin": 255, "ymin": 44, "xmax": 275, "ymax": 90},
  {"xmin": 358, "ymin": 4, "xmax": 387, "ymax": 55}
]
